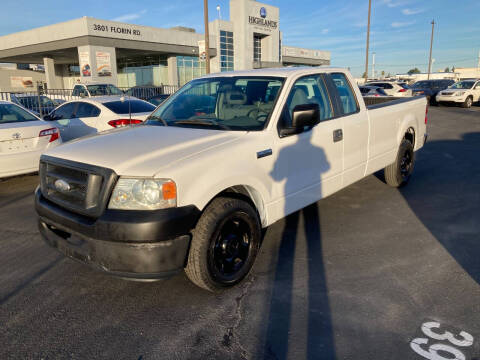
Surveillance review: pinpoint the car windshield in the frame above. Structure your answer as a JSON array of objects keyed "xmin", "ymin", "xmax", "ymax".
[
  {"xmin": 145, "ymin": 76, "xmax": 285, "ymax": 131},
  {"xmin": 86, "ymin": 84, "xmax": 124, "ymax": 96},
  {"xmin": 0, "ymin": 103, "xmax": 38, "ymax": 124},
  {"xmin": 449, "ymin": 81, "xmax": 475, "ymax": 89}
]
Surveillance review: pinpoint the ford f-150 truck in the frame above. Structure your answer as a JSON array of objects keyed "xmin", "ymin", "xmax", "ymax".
[{"xmin": 35, "ymin": 67, "xmax": 428, "ymax": 291}]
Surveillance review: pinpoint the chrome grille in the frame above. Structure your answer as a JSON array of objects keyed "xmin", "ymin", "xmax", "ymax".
[{"xmin": 39, "ymin": 156, "xmax": 117, "ymax": 218}]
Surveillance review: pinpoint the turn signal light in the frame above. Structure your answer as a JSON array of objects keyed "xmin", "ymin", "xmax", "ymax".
[
  {"xmin": 162, "ymin": 181, "xmax": 176, "ymax": 200},
  {"xmin": 398, "ymin": 88, "xmax": 407, "ymax": 93},
  {"xmin": 39, "ymin": 128, "xmax": 59, "ymax": 142},
  {"xmin": 108, "ymin": 119, "xmax": 143, "ymax": 128},
  {"xmin": 425, "ymin": 105, "xmax": 429, "ymax": 124}
]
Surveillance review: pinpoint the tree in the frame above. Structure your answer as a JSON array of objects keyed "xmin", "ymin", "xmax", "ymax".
[
  {"xmin": 444, "ymin": 67, "xmax": 450, "ymax": 73},
  {"xmin": 381, "ymin": 70, "xmax": 385, "ymax": 77},
  {"xmin": 407, "ymin": 68, "xmax": 421, "ymax": 75},
  {"xmin": 452, "ymin": 66, "xmax": 456, "ymax": 72}
]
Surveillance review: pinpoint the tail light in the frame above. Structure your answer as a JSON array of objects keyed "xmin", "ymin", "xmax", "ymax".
[
  {"xmin": 425, "ymin": 105, "xmax": 429, "ymax": 124},
  {"xmin": 39, "ymin": 127, "xmax": 59, "ymax": 142},
  {"xmin": 108, "ymin": 119, "xmax": 143, "ymax": 128},
  {"xmin": 398, "ymin": 88, "xmax": 407, "ymax": 93}
]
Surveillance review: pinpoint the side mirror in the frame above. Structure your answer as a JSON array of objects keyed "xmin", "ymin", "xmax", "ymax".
[{"xmin": 291, "ymin": 103, "xmax": 320, "ymax": 129}]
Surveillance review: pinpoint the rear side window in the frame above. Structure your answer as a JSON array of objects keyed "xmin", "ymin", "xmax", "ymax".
[
  {"xmin": 75, "ymin": 103, "xmax": 101, "ymax": 118},
  {"xmin": 0, "ymin": 103, "xmax": 38, "ymax": 124},
  {"xmin": 331, "ymin": 73, "xmax": 359, "ymax": 115},
  {"xmin": 359, "ymin": 87, "xmax": 370, "ymax": 94},
  {"xmin": 52, "ymin": 102, "xmax": 76, "ymax": 120},
  {"xmin": 103, "ymin": 100, "xmax": 155, "ymax": 114}
]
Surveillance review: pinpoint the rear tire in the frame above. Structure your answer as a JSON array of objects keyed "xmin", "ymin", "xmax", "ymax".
[
  {"xmin": 461, "ymin": 96, "xmax": 473, "ymax": 108},
  {"xmin": 185, "ymin": 197, "xmax": 261, "ymax": 292},
  {"xmin": 384, "ymin": 139, "xmax": 415, "ymax": 188}
]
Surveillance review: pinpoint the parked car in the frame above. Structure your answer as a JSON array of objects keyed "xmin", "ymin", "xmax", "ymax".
[
  {"xmin": 35, "ymin": 67, "xmax": 427, "ymax": 291},
  {"xmin": 0, "ymin": 101, "xmax": 61, "ymax": 178},
  {"xmin": 411, "ymin": 79, "xmax": 455, "ymax": 104},
  {"xmin": 43, "ymin": 96, "xmax": 156, "ymax": 141},
  {"xmin": 436, "ymin": 79, "xmax": 480, "ymax": 108},
  {"xmin": 71, "ymin": 83, "xmax": 124, "ymax": 97},
  {"xmin": 359, "ymin": 85, "xmax": 389, "ymax": 97},
  {"xmin": 365, "ymin": 81, "xmax": 412, "ymax": 97},
  {"xmin": 147, "ymin": 94, "xmax": 170, "ymax": 106},
  {"xmin": 10, "ymin": 94, "xmax": 61, "ymax": 117}
]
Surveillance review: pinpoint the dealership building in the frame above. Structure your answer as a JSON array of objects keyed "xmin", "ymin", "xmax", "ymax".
[{"xmin": 0, "ymin": 0, "xmax": 330, "ymax": 90}]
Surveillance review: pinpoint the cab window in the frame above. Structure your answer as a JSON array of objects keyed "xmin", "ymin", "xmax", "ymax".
[
  {"xmin": 331, "ymin": 73, "xmax": 359, "ymax": 115},
  {"xmin": 281, "ymin": 74, "xmax": 333, "ymax": 130}
]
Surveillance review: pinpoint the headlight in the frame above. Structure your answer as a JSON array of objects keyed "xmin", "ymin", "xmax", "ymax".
[
  {"xmin": 456, "ymin": 92, "xmax": 465, "ymax": 96},
  {"xmin": 109, "ymin": 178, "xmax": 177, "ymax": 210}
]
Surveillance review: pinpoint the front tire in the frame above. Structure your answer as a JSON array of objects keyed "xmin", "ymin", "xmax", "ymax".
[
  {"xmin": 461, "ymin": 96, "xmax": 473, "ymax": 108},
  {"xmin": 384, "ymin": 139, "xmax": 415, "ymax": 187},
  {"xmin": 185, "ymin": 197, "xmax": 261, "ymax": 292}
]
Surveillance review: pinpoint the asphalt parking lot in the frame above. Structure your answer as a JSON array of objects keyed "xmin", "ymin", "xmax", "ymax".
[{"xmin": 1, "ymin": 104, "xmax": 479, "ymax": 359}]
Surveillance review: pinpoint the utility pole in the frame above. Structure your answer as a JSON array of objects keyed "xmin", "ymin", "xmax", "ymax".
[
  {"xmin": 204, "ymin": 0, "xmax": 211, "ymax": 74},
  {"xmin": 427, "ymin": 20, "xmax": 435, "ymax": 80},
  {"xmin": 364, "ymin": 0, "xmax": 372, "ymax": 82},
  {"xmin": 372, "ymin": 52, "xmax": 376, "ymax": 79}
]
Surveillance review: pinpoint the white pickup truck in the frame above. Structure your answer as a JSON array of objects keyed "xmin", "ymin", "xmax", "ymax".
[{"xmin": 35, "ymin": 67, "xmax": 428, "ymax": 291}]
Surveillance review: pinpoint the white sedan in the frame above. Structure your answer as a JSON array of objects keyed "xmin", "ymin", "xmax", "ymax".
[
  {"xmin": 44, "ymin": 96, "xmax": 156, "ymax": 142},
  {"xmin": 365, "ymin": 81, "xmax": 412, "ymax": 97},
  {"xmin": 0, "ymin": 101, "xmax": 62, "ymax": 178}
]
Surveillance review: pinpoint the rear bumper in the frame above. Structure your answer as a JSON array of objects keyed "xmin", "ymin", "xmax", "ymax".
[{"xmin": 35, "ymin": 188, "xmax": 200, "ymax": 280}]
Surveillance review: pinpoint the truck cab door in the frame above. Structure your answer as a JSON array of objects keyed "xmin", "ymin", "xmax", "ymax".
[
  {"xmin": 272, "ymin": 74, "xmax": 343, "ymax": 218},
  {"xmin": 327, "ymin": 72, "xmax": 369, "ymax": 187}
]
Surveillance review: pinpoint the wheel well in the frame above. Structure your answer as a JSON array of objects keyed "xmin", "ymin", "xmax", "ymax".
[
  {"xmin": 404, "ymin": 127, "xmax": 415, "ymax": 145},
  {"xmin": 208, "ymin": 185, "xmax": 266, "ymax": 227}
]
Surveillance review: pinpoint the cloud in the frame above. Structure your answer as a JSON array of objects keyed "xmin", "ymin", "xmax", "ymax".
[
  {"xmin": 112, "ymin": 9, "xmax": 147, "ymax": 22},
  {"xmin": 321, "ymin": 29, "xmax": 329, "ymax": 34},
  {"xmin": 381, "ymin": 0, "xmax": 403, "ymax": 8},
  {"xmin": 391, "ymin": 21, "xmax": 414, "ymax": 28},
  {"xmin": 402, "ymin": 8, "xmax": 424, "ymax": 15}
]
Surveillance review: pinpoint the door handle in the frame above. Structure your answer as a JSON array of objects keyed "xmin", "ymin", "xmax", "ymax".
[{"xmin": 333, "ymin": 129, "xmax": 343, "ymax": 142}]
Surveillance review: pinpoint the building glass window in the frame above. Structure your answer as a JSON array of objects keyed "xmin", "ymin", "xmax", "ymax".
[
  {"xmin": 220, "ymin": 30, "xmax": 234, "ymax": 72},
  {"xmin": 117, "ymin": 56, "xmax": 169, "ymax": 88},
  {"xmin": 177, "ymin": 56, "xmax": 206, "ymax": 86},
  {"xmin": 253, "ymin": 35, "xmax": 262, "ymax": 63}
]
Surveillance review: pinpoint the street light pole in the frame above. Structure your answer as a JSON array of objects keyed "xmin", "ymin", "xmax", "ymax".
[
  {"xmin": 204, "ymin": 0, "xmax": 211, "ymax": 74},
  {"xmin": 364, "ymin": 0, "xmax": 372, "ymax": 82},
  {"xmin": 427, "ymin": 20, "xmax": 435, "ymax": 80}
]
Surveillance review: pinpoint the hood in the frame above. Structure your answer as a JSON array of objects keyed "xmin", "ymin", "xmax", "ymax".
[{"xmin": 43, "ymin": 125, "xmax": 246, "ymax": 176}]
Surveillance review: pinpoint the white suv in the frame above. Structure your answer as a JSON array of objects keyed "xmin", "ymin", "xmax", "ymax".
[{"xmin": 436, "ymin": 79, "xmax": 480, "ymax": 108}]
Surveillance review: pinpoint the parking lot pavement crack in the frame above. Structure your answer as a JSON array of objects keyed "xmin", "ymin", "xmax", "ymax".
[{"xmin": 221, "ymin": 274, "xmax": 255, "ymax": 359}]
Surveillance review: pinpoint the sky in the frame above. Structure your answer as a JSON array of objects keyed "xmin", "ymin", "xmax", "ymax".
[{"xmin": 1, "ymin": 0, "xmax": 479, "ymax": 77}]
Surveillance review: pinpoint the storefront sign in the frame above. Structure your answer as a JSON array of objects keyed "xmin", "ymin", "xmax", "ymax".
[
  {"xmin": 10, "ymin": 76, "xmax": 33, "ymax": 88},
  {"xmin": 79, "ymin": 51, "xmax": 91, "ymax": 77},
  {"xmin": 96, "ymin": 51, "xmax": 112, "ymax": 77},
  {"xmin": 198, "ymin": 40, "xmax": 206, "ymax": 61},
  {"xmin": 92, "ymin": 23, "xmax": 141, "ymax": 36},
  {"xmin": 248, "ymin": 7, "xmax": 277, "ymax": 29}
]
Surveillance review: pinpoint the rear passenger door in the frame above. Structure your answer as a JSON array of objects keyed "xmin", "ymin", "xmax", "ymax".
[
  {"xmin": 49, "ymin": 102, "xmax": 77, "ymax": 142},
  {"xmin": 69, "ymin": 102, "xmax": 101, "ymax": 139},
  {"xmin": 328, "ymin": 72, "xmax": 369, "ymax": 186}
]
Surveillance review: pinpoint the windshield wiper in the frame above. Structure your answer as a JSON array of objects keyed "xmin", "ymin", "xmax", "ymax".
[
  {"xmin": 147, "ymin": 115, "xmax": 168, "ymax": 127},
  {"xmin": 173, "ymin": 119, "xmax": 231, "ymax": 130}
]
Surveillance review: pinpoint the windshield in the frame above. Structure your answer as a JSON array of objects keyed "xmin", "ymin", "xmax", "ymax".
[
  {"xmin": 449, "ymin": 81, "xmax": 475, "ymax": 89},
  {"xmin": 413, "ymin": 81, "xmax": 433, "ymax": 89},
  {"xmin": 103, "ymin": 100, "xmax": 156, "ymax": 114},
  {"xmin": 87, "ymin": 84, "xmax": 124, "ymax": 96},
  {"xmin": 0, "ymin": 103, "xmax": 38, "ymax": 124},
  {"xmin": 145, "ymin": 76, "xmax": 285, "ymax": 131}
]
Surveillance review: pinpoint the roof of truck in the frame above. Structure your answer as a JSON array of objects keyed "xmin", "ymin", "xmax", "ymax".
[{"xmin": 200, "ymin": 66, "xmax": 345, "ymax": 79}]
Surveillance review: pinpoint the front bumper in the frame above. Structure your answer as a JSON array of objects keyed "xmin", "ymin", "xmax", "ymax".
[
  {"xmin": 436, "ymin": 95, "xmax": 466, "ymax": 103},
  {"xmin": 35, "ymin": 188, "xmax": 200, "ymax": 280}
]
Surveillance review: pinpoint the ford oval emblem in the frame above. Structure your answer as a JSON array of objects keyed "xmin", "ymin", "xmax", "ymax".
[
  {"xmin": 260, "ymin": 7, "xmax": 267, "ymax": 18},
  {"xmin": 54, "ymin": 179, "xmax": 71, "ymax": 192}
]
